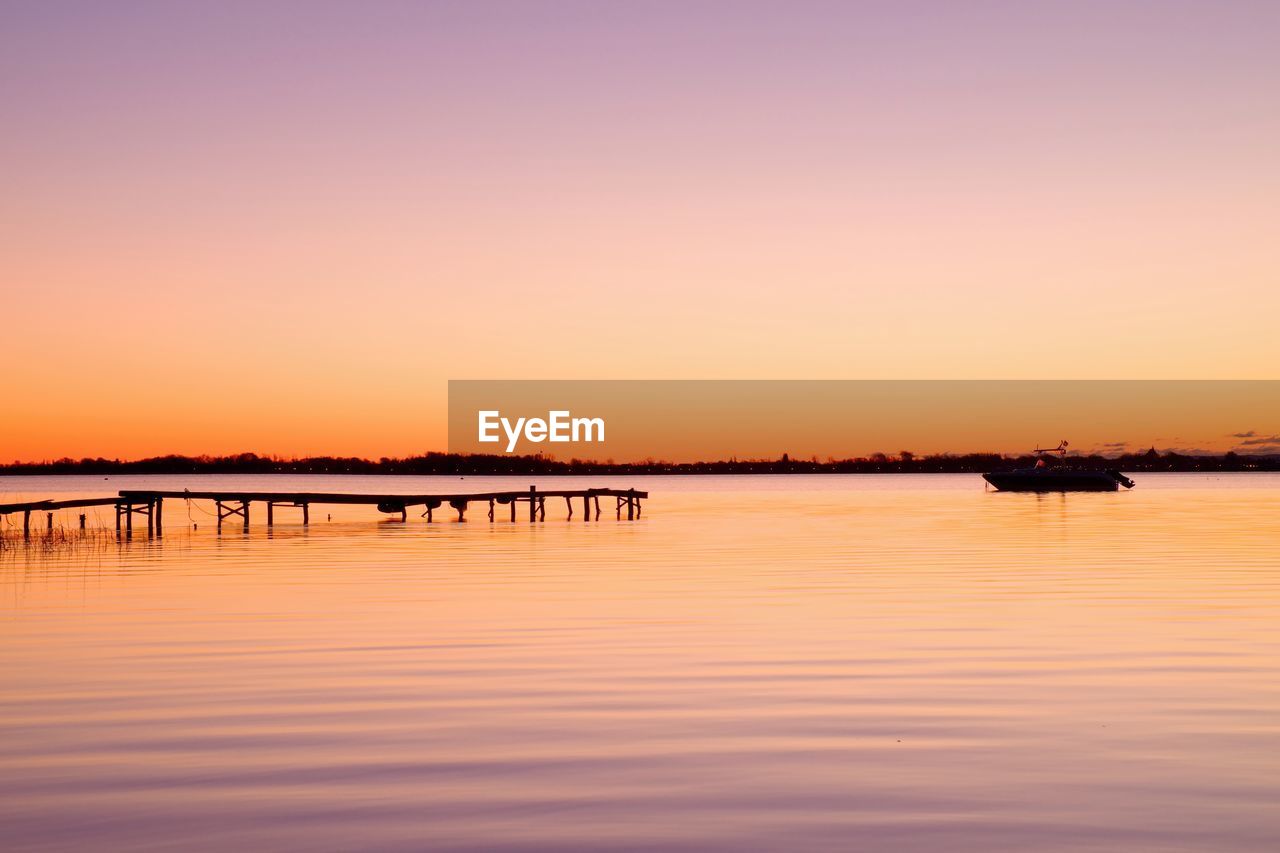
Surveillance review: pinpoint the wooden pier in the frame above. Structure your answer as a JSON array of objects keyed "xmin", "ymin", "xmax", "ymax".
[{"xmin": 0, "ymin": 486, "xmax": 647, "ymax": 537}]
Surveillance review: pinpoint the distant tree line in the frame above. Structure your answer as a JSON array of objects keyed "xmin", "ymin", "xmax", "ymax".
[{"xmin": 2, "ymin": 448, "xmax": 1277, "ymax": 476}]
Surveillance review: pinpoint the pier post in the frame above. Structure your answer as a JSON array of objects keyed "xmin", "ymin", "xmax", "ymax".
[
  {"xmin": 23, "ymin": 510, "xmax": 30, "ymax": 539},
  {"xmin": 565, "ymin": 496, "xmax": 573, "ymax": 519},
  {"xmin": 242, "ymin": 501, "xmax": 249, "ymax": 532},
  {"xmin": 126, "ymin": 503, "xmax": 133, "ymax": 535},
  {"xmin": 628, "ymin": 489, "xmax": 636, "ymax": 520},
  {"xmin": 216, "ymin": 500, "xmax": 223, "ymax": 532},
  {"xmin": 267, "ymin": 502, "xmax": 274, "ymax": 527},
  {"xmin": 302, "ymin": 503, "xmax": 309, "ymax": 525},
  {"xmin": 529, "ymin": 486, "xmax": 536, "ymax": 522},
  {"xmin": 146, "ymin": 500, "xmax": 154, "ymax": 536},
  {"xmin": 509, "ymin": 500, "xmax": 515, "ymax": 522},
  {"xmin": 426, "ymin": 505, "xmax": 433, "ymax": 522},
  {"xmin": 155, "ymin": 498, "xmax": 163, "ymax": 536},
  {"xmin": 538, "ymin": 497, "xmax": 545, "ymax": 521},
  {"xmin": 594, "ymin": 495, "xmax": 601, "ymax": 519},
  {"xmin": 47, "ymin": 512, "xmax": 54, "ymax": 531},
  {"xmin": 115, "ymin": 503, "xmax": 122, "ymax": 533},
  {"xmin": 489, "ymin": 500, "xmax": 495, "ymax": 521},
  {"xmin": 79, "ymin": 514, "xmax": 86, "ymax": 530},
  {"xmin": 450, "ymin": 500, "xmax": 467, "ymax": 522},
  {"xmin": 583, "ymin": 495, "xmax": 590, "ymax": 520}
]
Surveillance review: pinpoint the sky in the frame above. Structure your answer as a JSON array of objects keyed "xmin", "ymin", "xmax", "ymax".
[{"xmin": 2, "ymin": 1, "xmax": 1278, "ymax": 460}]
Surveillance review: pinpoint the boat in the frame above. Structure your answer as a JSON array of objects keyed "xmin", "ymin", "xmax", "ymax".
[{"xmin": 983, "ymin": 441, "xmax": 1135, "ymax": 492}]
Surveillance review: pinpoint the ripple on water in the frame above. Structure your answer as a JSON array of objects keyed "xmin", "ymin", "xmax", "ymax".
[{"xmin": 2, "ymin": 474, "xmax": 1279, "ymax": 850}]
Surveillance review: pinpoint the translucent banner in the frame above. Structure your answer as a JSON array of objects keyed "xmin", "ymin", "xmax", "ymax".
[{"xmin": 448, "ymin": 380, "xmax": 1280, "ymax": 462}]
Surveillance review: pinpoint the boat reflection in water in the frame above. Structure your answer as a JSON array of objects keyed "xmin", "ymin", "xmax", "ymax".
[{"xmin": 983, "ymin": 441, "xmax": 1136, "ymax": 492}]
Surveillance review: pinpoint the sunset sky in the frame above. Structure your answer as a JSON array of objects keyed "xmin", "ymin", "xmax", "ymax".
[{"xmin": 3, "ymin": 1, "xmax": 1278, "ymax": 460}]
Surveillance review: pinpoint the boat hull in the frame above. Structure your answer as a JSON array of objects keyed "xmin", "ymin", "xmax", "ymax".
[{"xmin": 983, "ymin": 470, "xmax": 1134, "ymax": 492}]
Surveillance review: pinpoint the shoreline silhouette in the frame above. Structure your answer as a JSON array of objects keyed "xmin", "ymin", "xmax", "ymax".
[{"xmin": 3, "ymin": 449, "xmax": 1277, "ymax": 477}]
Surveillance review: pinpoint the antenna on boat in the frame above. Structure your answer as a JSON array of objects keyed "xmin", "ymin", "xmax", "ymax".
[{"xmin": 1033, "ymin": 440, "xmax": 1069, "ymax": 459}]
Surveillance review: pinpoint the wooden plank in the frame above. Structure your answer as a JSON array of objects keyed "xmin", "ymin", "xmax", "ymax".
[
  {"xmin": 3, "ymin": 488, "xmax": 649, "ymax": 524},
  {"xmin": 119, "ymin": 488, "xmax": 648, "ymax": 504},
  {"xmin": 0, "ymin": 500, "xmax": 54, "ymax": 514},
  {"xmin": 1, "ymin": 497, "xmax": 127, "ymax": 513}
]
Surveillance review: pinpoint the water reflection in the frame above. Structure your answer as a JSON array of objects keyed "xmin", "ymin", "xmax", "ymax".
[{"xmin": 2, "ymin": 474, "xmax": 1279, "ymax": 850}]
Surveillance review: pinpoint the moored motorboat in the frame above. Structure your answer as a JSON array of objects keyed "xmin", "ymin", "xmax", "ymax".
[
  {"xmin": 983, "ymin": 441, "xmax": 1136, "ymax": 492},
  {"xmin": 983, "ymin": 468, "xmax": 1135, "ymax": 492}
]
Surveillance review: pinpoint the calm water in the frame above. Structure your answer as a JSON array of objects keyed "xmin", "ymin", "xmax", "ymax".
[{"xmin": 2, "ymin": 474, "xmax": 1278, "ymax": 851}]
